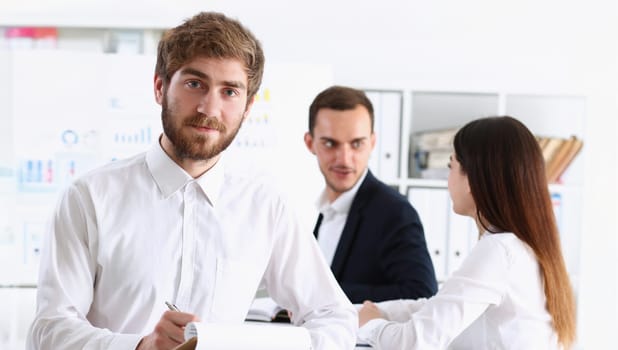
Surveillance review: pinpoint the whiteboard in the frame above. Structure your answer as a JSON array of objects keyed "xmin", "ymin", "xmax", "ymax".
[{"xmin": 0, "ymin": 49, "xmax": 333, "ymax": 284}]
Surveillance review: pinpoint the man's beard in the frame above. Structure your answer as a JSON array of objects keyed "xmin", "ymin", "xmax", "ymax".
[{"xmin": 161, "ymin": 95, "xmax": 243, "ymax": 161}]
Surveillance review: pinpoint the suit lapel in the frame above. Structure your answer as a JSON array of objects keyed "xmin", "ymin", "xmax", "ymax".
[{"xmin": 330, "ymin": 171, "xmax": 376, "ymax": 278}]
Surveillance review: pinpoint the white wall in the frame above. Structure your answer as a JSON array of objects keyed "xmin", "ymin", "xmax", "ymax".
[{"xmin": 1, "ymin": 0, "xmax": 616, "ymax": 348}]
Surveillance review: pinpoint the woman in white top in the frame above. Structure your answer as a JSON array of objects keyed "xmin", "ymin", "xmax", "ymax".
[{"xmin": 358, "ymin": 116, "xmax": 576, "ymax": 349}]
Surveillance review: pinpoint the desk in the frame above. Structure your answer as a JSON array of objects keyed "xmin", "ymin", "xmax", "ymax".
[
  {"xmin": 174, "ymin": 321, "xmax": 372, "ymax": 349},
  {"xmin": 245, "ymin": 321, "xmax": 372, "ymax": 349}
]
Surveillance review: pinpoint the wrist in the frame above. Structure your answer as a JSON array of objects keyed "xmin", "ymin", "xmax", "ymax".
[{"xmin": 135, "ymin": 336, "xmax": 146, "ymax": 350}]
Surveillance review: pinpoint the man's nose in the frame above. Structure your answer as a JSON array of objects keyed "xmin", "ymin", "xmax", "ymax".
[
  {"xmin": 197, "ymin": 92, "xmax": 221, "ymax": 117},
  {"xmin": 336, "ymin": 144, "xmax": 353, "ymax": 162}
]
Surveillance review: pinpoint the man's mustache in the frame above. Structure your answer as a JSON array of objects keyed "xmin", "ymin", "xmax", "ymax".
[{"xmin": 185, "ymin": 115, "xmax": 226, "ymax": 132}]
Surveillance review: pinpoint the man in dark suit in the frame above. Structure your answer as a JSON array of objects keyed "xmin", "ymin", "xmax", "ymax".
[{"xmin": 304, "ymin": 85, "xmax": 438, "ymax": 304}]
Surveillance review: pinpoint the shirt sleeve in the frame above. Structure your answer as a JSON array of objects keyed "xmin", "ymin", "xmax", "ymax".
[
  {"xmin": 356, "ymin": 318, "xmax": 388, "ymax": 345},
  {"xmin": 362, "ymin": 236, "xmax": 511, "ymax": 349},
  {"xmin": 378, "ymin": 298, "xmax": 428, "ymax": 322},
  {"xmin": 27, "ymin": 183, "xmax": 143, "ymax": 350},
  {"xmin": 261, "ymin": 199, "xmax": 358, "ymax": 350}
]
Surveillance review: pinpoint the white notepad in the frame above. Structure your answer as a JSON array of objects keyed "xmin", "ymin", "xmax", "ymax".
[{"xmin": 182, "ymin": 321, "xmax": 311, "ymax": 350}]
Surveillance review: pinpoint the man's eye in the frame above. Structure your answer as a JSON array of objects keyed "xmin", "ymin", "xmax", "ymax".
[
  {"xmin": 186, "ymin": 80, "xmax": 202, "ymax": 88},
  {"xmin": 352, "ymin": 141, "xmax": 362, "ymax": 149},
  {"xmin": 447, "ymin": 162, "xmax": 451, "ymax": 169},
  {"xmin": 324, "ymin": 141, "xmax": 333, "ymax": 148},
  {"xmin": 223, "ymin": 89, "xmax": 237, "ymax": 97}
]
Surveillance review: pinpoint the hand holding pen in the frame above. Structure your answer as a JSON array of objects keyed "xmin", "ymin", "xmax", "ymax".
[
  {"xmin": 165, "ymin": 301, "xmax": 181, "ymax": 312},
  {"xmin": 135, "ymin": 302, "xmax": 198, "ymax": 350}
]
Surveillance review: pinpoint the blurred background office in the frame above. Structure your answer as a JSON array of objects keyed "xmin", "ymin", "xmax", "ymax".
[{"xmin": 0, "ymin": 0, "xmax": 616, "ymax": 349}]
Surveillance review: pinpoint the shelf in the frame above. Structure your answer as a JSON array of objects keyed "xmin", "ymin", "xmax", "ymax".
[
  {"xmin": 396, "ymin": 177, "xmax": 581, "ymax": 195},
  {"xmin": 411, "ymin": 91, "xmax": 499, "ymax": 133},
  {"xmin": 404, "ymin": 91, "xmax": 585, "ymax": 187},
  {"xmin": 401, "ymin": 178, "xmax": 448, "ymax": 189}
]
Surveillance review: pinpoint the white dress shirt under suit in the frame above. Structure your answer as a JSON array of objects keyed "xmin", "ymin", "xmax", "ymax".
[
  {"xmin": 27, "ymin": 143, "xmax": 357, "ymax": 350},
  {"xmin": 315, "ymin": 169, "xmax": 368, "ymax": 266},
  {"xmin": 357, "ymin": 232, "xmax": 560, "ymax": 349}
]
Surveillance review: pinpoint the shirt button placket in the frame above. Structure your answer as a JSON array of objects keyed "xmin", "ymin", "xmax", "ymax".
[{"xmin": 177, "ymin": 182, "xmax": 197, "ymax": 310}]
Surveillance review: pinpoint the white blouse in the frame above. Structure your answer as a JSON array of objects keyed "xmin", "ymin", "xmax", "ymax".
[{"xmin": 357, "ymin": 232, "xmax": 560, "ymax": 349}]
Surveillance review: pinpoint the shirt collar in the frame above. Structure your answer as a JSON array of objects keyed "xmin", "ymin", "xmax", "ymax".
[
  {"xmin": 316, "ymin": 168, "xmax": 368, "ymax": 216},
  {"xmin": 195, "ymin": 156, "xmax": 224, "ymax": 208},
  {"xmin": 146, "ymin": 141, "xmax": 224, "ymax": 207}
]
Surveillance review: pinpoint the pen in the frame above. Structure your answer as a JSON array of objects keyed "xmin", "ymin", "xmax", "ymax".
[{"xmin": 165, "ymin": 301, "xmax": 181, "ymax": 312}]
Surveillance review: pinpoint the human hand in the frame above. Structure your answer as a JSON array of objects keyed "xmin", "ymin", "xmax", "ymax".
[
  {"xmin": 136, "ymin": 310, "xmax": 199, "ymax": 350},
  {"xmin": 358, "ymin": 300, "xmax": 383, "ymax": 327}
]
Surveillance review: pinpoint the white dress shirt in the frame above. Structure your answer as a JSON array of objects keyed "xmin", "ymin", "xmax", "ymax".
[
  {"xmin": 357, "ymin": 232, "xmax": 560, "ymax": 349},
  {"xmin": 315, "ymin": 169, "xmax": 367, "ymax": 265},
  {"xmin": 27, "ymin": 143, "xmax": 357, "ymax": 350}
]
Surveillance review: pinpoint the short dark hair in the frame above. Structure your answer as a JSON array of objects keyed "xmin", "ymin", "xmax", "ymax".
[
  {"xmin": 308, "ymin": 85, "xmax": 374, "ymax": 134},
  {"xmin": 155, "ymin": 12, "xmax": 265, "ymax": 100}
]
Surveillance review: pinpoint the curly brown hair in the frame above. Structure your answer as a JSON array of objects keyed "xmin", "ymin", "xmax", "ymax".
[{"xmin": 155, "ymin": 12, "xmax": 265, "ymax": 101}]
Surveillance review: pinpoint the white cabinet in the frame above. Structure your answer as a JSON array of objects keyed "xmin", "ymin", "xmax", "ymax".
[
  {"xmin": 406, "ymin": 185, "xmax": 477, "ymax": 283},
  {"xmin": 445, "ymin": 203, "xmax": 476, "ymax": 278},
  {"xmin": 407, "ymin": 187, "xmax": 450, "ymax": 281},
  {"xmin": 365, "ymin": 90, "xmax": 402, "ymax": 183}
]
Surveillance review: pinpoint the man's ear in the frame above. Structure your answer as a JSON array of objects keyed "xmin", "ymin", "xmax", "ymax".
[
  {"xmin": 154, "ymin": 74, "xmax": 164, "ymax": 105},
  {"xmin": 370, "ymin": 132, "xmax": 377, "ymax": 151},
  {"xmin": 304, "ymin": 132, "xmax": 316, "ymax": 154}
]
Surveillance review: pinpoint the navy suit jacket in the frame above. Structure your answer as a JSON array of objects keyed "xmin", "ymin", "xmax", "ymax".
[{"xmin": 316, "ymin": 170, "xmax": 438, "ymax": 303}]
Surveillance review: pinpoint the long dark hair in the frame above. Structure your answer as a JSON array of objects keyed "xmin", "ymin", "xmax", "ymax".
[{"xmin": 453, "ymin": 116, "xmax": 575, "ymax": 348}]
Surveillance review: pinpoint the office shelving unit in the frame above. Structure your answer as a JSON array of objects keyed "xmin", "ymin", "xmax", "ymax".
[{"xmin": 366, "ymin": 89, "xmax": 585, "ymax": 289}]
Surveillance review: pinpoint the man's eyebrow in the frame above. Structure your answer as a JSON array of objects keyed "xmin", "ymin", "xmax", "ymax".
[
  {"xmin": 318, "ymin": 137, "xmax": 367, "ymax": 144},
  {"xmin": 223, "ymin": 80, "xmax": 247, "ymax": 90},
  {"xmin": 179, "ymin": 67, "xmax": 208, "ymax": 79},
  {"xmin": 319, "ymin": 137, "xmax": 338, "ymax": 143}
]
